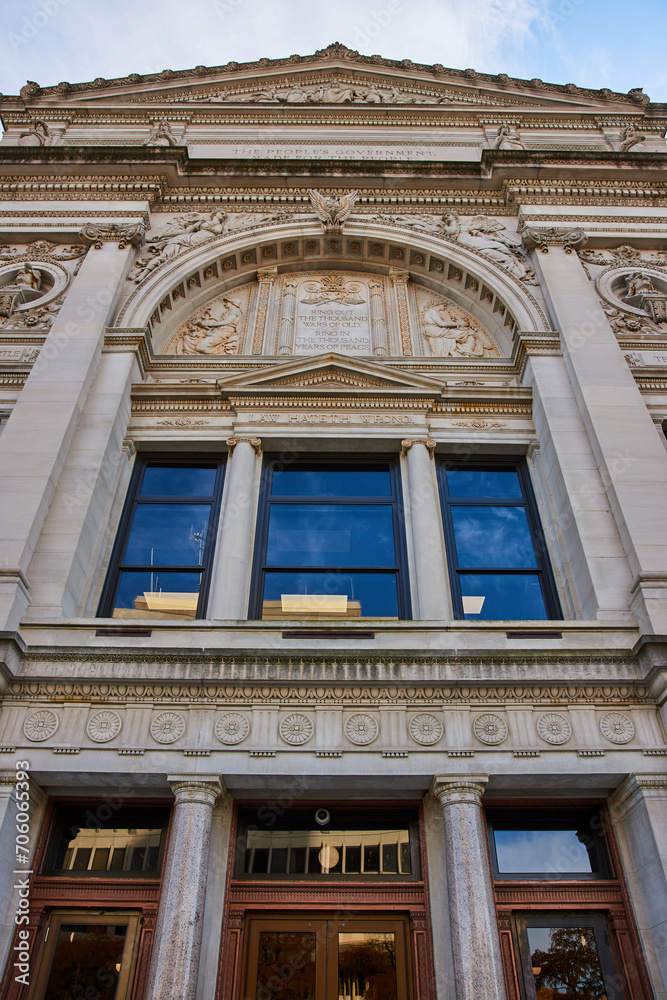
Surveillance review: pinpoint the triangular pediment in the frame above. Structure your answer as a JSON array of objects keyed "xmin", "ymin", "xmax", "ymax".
[
  {"xmin": 9, "ymin": 44, "xmax": 650, "ymax": 112},
  {"xmin": 219, "ymin": 353, "xmax": 444, "ymax": 396}
]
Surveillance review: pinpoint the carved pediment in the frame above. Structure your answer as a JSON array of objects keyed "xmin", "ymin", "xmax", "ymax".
[
  {"xmin": 219, "ymin": 353, "xmax": 444, "ymax": 396},
  {"xmin": 10, "ymin": 46, "xmax": 650, "ymax": 112}
]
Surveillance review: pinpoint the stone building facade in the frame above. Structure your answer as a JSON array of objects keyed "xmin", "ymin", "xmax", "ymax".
[{"xmin": 0, "ymin": 43, "xmax": 666, "ymax": 1000}]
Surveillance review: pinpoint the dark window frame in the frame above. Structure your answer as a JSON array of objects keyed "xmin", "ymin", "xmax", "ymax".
[
  {"xmin": 513, "ymin": 911, "xmax": 624, "ymax": 1000},
  {"xmin": 248, "ymin": 455, "xmax": 412, "ymax": 621},
  {"xmin": 437, "ymin": 456, "xmax": 562, "ymax": 621},
  {"xmin": 42, "ymin": 803, "xmax": 171, "ymax": 879},
  {"xmin": 234, "ymin": 804, "xmax": 422, "ymax": 882},
  {"xmin": 486, "ymin": 806, "xmax": 611, "ymax": 881},
  {"xmin": 97, "ymin": 454, "xmax": 225, "ymax": 620}
]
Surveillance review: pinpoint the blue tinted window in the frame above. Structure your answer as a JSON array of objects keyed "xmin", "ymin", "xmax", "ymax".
[
  {"xmin": 140, "ymin": 465, "xmax": 217, "ymax": 496},
  {"xmin": 266, "ymin": 505, "xmax": 396, "ymax": 568},
  {"xmin": 271, "ymin": 466, "xmax": 392, "ymax": 497},
  {"xmin": 263, "ymin": 571, "xmax": 399, "ymax": 619},
  {"xmin": 446, "ymin": 468, "xmax": 522, "ymax": 498},
  {"xmin": 459, "ymin": 573, "xmax": 547, "ymax": 620},
  {"xmin": 494, "ymin": 829, "xmax": 593, "ymax": 874},
  {"xmin": 124, "ymin": 504, "xmax": 212, "ymax": 565},
  {"xmin": 451, "ymin": 507, "xmax": 538, "ymax": 568}
]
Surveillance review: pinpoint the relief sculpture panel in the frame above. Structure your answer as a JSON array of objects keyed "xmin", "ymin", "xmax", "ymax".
[
  {"xmin": 414, "ymin": 286, "xmax": 498, "ymax": 357},
  {"xmin": 166, "ymin": 282, "xmax": 253, "ymax": 354}
]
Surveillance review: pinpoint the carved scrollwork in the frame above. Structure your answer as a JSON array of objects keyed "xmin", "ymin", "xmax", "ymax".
[
  {"xmin": 80, "ymin": 222, "xmax": 146, "ymax": 250},
  {"xmin": 521, "ymin": 227, "xmax": 588, "ymax": 254}
]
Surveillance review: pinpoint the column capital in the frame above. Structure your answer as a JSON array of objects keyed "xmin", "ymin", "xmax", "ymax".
[
  {"xmin": 401, "ymin": 437, "xmax": 436, "ymax": 458},
  {"xmin": 430, "ymin": 774, "xmax": 489, "ymax": 807},
  {"xmin": 167, "ymin": 774, "xmax": 224, "ymax": 807},
  {"xmin": 226, "ymin": 436, "xmax": 261, "ymax": 457},
  {"xmin": 257, "ymin": 266, "xmax": 278, "ymax": 283},
  {"xmin": 520, "ymin": 226, "xmax": 588, "ymax": 254},
  {"xmin": 79, "ymin": 222, "xmax": 146, "ymax": 250},
  {"xmin": 389, "ymin": 267, "xmax": 410, "ymax": 284}
]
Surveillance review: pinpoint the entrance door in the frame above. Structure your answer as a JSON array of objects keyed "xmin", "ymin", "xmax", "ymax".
[{"xmin": 242, "ymin": 915, "xmax": 411, "ymax": 1000}]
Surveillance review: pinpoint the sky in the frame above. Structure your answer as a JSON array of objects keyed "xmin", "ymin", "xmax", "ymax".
[{"xmin": 0, "ymin": 0, "xmax": 665, "ymax": 102}]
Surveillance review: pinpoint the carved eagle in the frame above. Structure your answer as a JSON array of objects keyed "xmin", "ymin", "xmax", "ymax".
[{"xmin": 308, "ymin": 189, "xmax": 358, "ymax": 233}]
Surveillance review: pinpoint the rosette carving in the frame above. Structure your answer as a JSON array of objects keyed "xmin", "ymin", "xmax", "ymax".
[
  {"xmin": 409, "ymin": 714, "xmax": 444, "ymax": 745},
  {"xmin": 473, "ymin": 713, "xmax": 507, "ymax": 745},
  {"xmin": 24, "ymin": 709, "xmax": 59, "ymax": 742},
  {"xmin": 600, "ymin": 712, "xmax": 634, "ymax": 744},
  {"xmin": 279, "ymin": 713, "xmax": 314, "ymax": 745},
  {"xmin": 345, "ymin": 714, "xmax": 379, "ymax": 745},
  {"xmin": 215, "ymin": 712, "xmax": 250, "ymax": 745},
  {"xmin": 150, "ymin": 711, "xmax": 186, "ymax": 744},
  {"xmin": 86, "ymin": 710, "xmax": 122, "ymax": 743},
  {"xmin": 537, "ymin": 712, "xmax": 571, "ymax": 745}
]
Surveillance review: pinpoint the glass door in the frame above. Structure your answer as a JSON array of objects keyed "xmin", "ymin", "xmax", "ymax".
[{"xmin": 242, "ymin": 915, "xmax": 411, "ymax": 1000}]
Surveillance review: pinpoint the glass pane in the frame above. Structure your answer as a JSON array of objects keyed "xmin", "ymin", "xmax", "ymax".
[
  {"xmin": 140, "ymin": 465, "xmax": 217, "ymax": 496},
  {"xmin": 53, "ymin": 822, "xmax": 164, "ymax": 875},
  {"xmin": 451, "ymin": 506, "xmax": 537, "ymax": 568},
  {"xmin": 338, "ymin": 932, "xmax": 398, "ymax": 1000},
  {"xmin": 44, "ymin": 923, "xmax": 127, "ymax": 1000},
  {"xmin": 245, "ymin": 827, "xmax": 411, "ymax": 877},
  {"xmin": 266, "ymin": 505, "xmax": 396, "ymax": 568},
  {"xmin": 112, "ymin": 570, "xmax": 203, "ymax": 619},
  {"xmin": 256, "ymin": 932, "xmax": 317, "ymax": 1000},
  {"xmin": 271, "ymin": 466, "xmax": 392, "ymax": 497},
  {"xmin": 262, "ymin": 572, "xmax": 399, "ymax": 619},
  {"xmin": 446, "ymin": 468, "xmax": 523, "ymax": 498},
  {"xmin": 459, "ymin": 573, "xmax": 547, "ymax": 620},
  {"xmin": 123, "ymin": 504, "xmax": 212, "ymax": 565},
  {"xmin": 528, "ymin": 926, "xmax": 607, "ymax": 1000},
  {"xmin": 494, "ymin": 829, "xmax": 594, "ymax": 874}
]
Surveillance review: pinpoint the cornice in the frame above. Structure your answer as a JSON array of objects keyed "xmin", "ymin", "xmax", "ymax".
[{"xmin": 2, "ymin": 43, "xmax": 655, "ymax": 110}]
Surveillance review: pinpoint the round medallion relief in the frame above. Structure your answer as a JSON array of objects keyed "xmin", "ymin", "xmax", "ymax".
[
  {"xmin": 23, "ymin": 709, "xmax": 59, "ymax": 742},
  {"xmin": 279, "ymin": 713, "xmax": 314, "ymax": 745},
  {"xmin": 409, "ymin": 714, "xmax": 444, "ymax": 746},
  {"xmin": 473, "ymin": 713, "xmax": 507, "ymax": 745},
  {"xmin": 345, "ymin": 714, "xmax": 379, "ymax": 745},
  {"xmin": 537, "ymin": 712, "xmax": 571, "ymax": 745},
  {"xmin": 215, "ymin": 712, "xmax": 250, "ymax": 745},
  {"xmin": 86, "ymin": 710, "xmax": 122, "ymax": 743},
  {"xmin": 600, "ymin": 712, "xmax": 635, "ymax": 744},
  {"xmin": 150, "ymin": 711, "xmax": 186, "ymax": 744}
]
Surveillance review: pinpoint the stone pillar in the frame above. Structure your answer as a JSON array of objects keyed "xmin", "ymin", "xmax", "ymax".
[
  {"xmin": 0, "ymin": 223, "xmax": 143, "ymax": 631},
  {"xmin": 24, "ymin": 348, "xmax": 141, "ymax": 619},
  {"xmin": 369, "ymin": 279, "xmax": 388, "ymax": 356},
  {"xmin": 401, "ymin": 439, "xmax": 450, "ymax": 620},
  {"xmin": 431, "ymin": 775, "xmax": 507, "ymax": 1000},
  {"xmin": 276, "ymin": 277, "xmax": 297, "ymax": 355},
  {"xmin": 390, "ymin": 268, "xmax": 413, "ymax": 355},
  {"xmin": 144, "ymin": 776, "xmax": 223, "ymax": 1000},
  {"xmin": 251, "ymin": 267, "xmax": 277, "ymax": 354},
  {"xmin": 523, "ymin": 228, "xmax": 667, "ymax": 632},
  {"xmin": 609, "ymin": 774, "xmax": 667, "ymax": 1000},
  {"xmin": 208, "ymin": 437, "xmax": 262, "ymax": 619}
]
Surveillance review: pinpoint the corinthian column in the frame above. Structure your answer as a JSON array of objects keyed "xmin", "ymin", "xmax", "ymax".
[
  {"xmin": 431, "ymin": 775, "xmax": 507, "ymax": 1000},
  {"xmin": 144, "ymin": 776, "xmax": 223, "ymax": 1000},
  {"xmin": 369, "ymin": 279, "xmax": 388, "ymax": 355}
]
